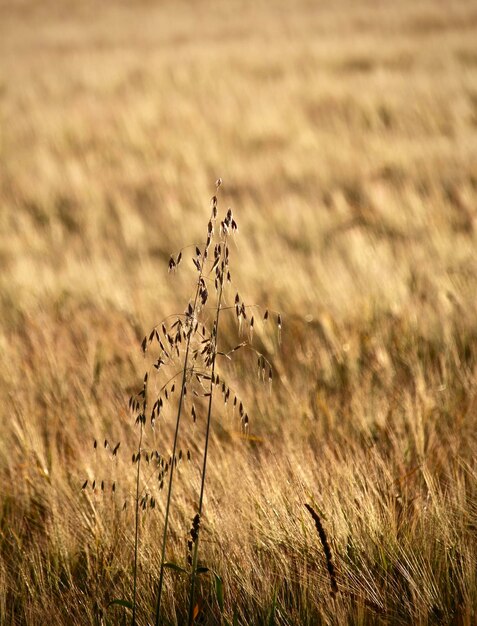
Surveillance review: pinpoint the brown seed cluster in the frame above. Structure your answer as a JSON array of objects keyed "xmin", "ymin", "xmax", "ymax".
[
  {"xmin": 187, "ymin": 514, "xmax": 201, "ymax": 567},
  {"xmin": 305, "ymin": 503, "xmax": 338, "ymax": 597}
]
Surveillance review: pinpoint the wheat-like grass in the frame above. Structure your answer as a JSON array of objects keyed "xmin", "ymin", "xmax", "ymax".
[{"xmin": 1, "ymin": 0, "xmax": 477, "ymax": 623}]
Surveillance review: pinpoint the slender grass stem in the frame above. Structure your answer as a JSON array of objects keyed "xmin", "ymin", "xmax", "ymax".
[
  {"xmin": 132, "ymin": 375, "xmax": 147, "ymax": 626},
  {"xmin": 154, "ymin": 223, "xmax": 212, "ymax": 626},
  {"xmin": 131, "ymin": 421, "xmax": 143, "ymax": 626},
  {"xmin": 154, "ymin": 331, "xmax": 193, "ymax": 625},
  {"xmin": 187, "ymin": 236, "xmax": 227, "ymax": 625}
]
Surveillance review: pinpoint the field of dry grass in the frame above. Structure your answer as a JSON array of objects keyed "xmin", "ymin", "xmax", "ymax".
[{"xmin": 1, "ymin": 0, "xmax": 477, "ymax": 624}]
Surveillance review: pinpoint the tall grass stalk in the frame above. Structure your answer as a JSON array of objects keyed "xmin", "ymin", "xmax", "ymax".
[
  {"xmin": 132, "ymin": 373, "xmax": 147, "ymax": 626},
  {"xmin": 153, "ymin": 322, "xmax": 194, "ymax": 625},
  {"xmin": 154, "ymin": 185, "xmax": 220, "ymax": 626},
  {"xmin": 187, "ymin": 228, "xmax": 228, "ymax": 624}
]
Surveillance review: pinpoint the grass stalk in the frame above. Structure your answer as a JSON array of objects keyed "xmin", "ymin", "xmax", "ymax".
[
  {"xmin": 187, "ymin": 232, "xmax": 228, "ymax": 624},
  {"xmin": 131, "ymin": 420, "xmax": 144, "ymax": 626},
  {"xmin": 154, "ymin": 330, "xmax": 194, "ymax": 625},
  {"xmin": 154, "ymin": 202, "xmax": 217, "ymax": 626},
  {"xmin": 132, "ymin": 373, "xmax": 148, "ymax": 625}
]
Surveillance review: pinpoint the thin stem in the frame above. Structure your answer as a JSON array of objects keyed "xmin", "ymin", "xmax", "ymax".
[
  {"xmin": 154, "ymin": 218, "xmax": 214, "ymax": 626},
  {"xmin": 131, "ymin": 422, "xmax": 143, "ymax": 626},
  {"xmin": 154, "ymin": 337, "xmax": 192, "ymax": 626},
  {"xmin": 132, "ymin": 376, "xmax": 147, "ymax": 626},
  {"xmin": 187, "ymin": 239, "xmax": 227, "ymax": 624}
]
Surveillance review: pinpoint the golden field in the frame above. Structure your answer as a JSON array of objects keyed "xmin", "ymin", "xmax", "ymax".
[{"xmin": 1, "ymin": 0, "xmax": 477, "ymax": 624}]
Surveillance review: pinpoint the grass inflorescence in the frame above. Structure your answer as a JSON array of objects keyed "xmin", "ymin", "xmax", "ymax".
[{"xmin": 91, "ymin": 180, "xmax": 280, "ymax": 624}]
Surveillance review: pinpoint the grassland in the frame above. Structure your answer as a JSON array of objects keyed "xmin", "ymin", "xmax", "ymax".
[{"xmin": 1, "ymin": 0, "xmax": 477, "ymax": 624}]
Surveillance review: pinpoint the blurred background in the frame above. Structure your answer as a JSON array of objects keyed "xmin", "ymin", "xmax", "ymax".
[{"xmin": 1, "ymin": 0, "xmax": 476, "ymax": 327}]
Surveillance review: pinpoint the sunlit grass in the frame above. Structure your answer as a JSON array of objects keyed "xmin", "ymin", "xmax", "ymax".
[{"xmin": 0, "ymin": 0, "xmax": 476, "ymax": 623}]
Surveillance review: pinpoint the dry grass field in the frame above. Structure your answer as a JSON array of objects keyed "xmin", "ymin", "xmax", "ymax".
[{"xmin": 1, "ymin": 0, "xmax": 477, "ymax": 624}]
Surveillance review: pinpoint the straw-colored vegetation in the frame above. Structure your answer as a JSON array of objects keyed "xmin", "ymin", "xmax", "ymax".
[{"xmin": 1, "ymin": 0, "xmax": 477, "ymax": 623}]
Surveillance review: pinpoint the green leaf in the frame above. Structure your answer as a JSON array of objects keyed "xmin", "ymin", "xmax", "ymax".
[
  {"xmin": 164, "ymin": 561, "xmax": 188, "ymax": 575},
  {"xmin": 268, "ymin": 588, "xmax": 277, "ymax": 626},
  {"xmin": 213, "ymin": 572, "xmax": 224, "ymax": 612},
  {"xmin": 107, "ymin": 599, "xmax": 133, "ymax": 611}
]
